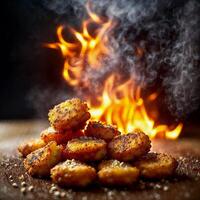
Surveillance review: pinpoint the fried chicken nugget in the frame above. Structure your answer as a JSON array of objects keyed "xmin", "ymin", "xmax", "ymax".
[
  {"xmin": 24, "ymin": 141, "xmax": 62, "ymax": 176},
  {"xmin": 64, "ymin": 137, "xmax": 107, "ymax": 161},
  {"xmin": 48, "ymin": 98, "xmax": 90, "ymax": 131},
  {"xmin": 40, "ymin": 127, "xmax": 83, "ymax": 145},
  {"xmin": 108, "ymin": 130, "xmax": 151, "ymax": 161},
  {"xmin": 51, "ymin": 159, "xmax": 96, "ymax": 187},
  {"xmin": 134, "ymin": 152, "xmax": 178, "ymax": 179},
  {"xmin": 98, "ymin": 160, "xmax": 139, "ymax": 185},
  {"xmin": 18, "ymin": 138, "xmax": 46, "ymax": 157},
  {"xmin": 85, "ymin": 121, "xmax": 120, "ymax": 142}
]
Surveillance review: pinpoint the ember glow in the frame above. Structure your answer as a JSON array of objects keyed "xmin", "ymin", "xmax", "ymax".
[{"xmin": 46, "ymin": 3, "xmax": 183, "ymax": 139}]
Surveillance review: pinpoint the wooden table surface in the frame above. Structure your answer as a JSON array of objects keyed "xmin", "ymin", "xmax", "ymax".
[{"xmin": 0, "ymin": 120, "xmax": 200, "ymax": 200}]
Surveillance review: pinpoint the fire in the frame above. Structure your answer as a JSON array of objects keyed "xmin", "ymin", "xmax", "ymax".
[
  {"xmin": 46, "ymin": 3, "xmax": 113, "ymax": 87},
  {"xmin": 89, "ymin": 74, "xmax": 183, "ymax": 139},
  {"xmin": 46, "ymin": 2, "xmax": 183, "ymax": 139}
]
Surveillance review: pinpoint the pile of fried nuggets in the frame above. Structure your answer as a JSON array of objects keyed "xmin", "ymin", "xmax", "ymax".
[{"xmin": 18, "ymin": 98, "xmax": 178, "ymax": 187}]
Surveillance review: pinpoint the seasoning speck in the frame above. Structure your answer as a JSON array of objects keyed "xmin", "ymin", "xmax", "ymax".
[
  {"xmin": 163, "ymin": 186, "xmax": 169, "ymax": 191},
  {"xmin": 49, "ymin": 186, "xmax": 58, "ymax": 194},
  {"xmin": 21, "ymin": 181, "xmax": 26, "ymax": 187},
  {"xmin": 28, "ymin": 185, "xmax": 34, "ymax": 192},
  {"xmin": 20, "ymin": 187, "xmax": 26, "ymax": 194},
  {"xmin": 51, "ymin": 186, "xmax": 57, "ymax": 191},
  {"xmin": 60, "ymin": 192, "xmax": 66, "ymax": 197},
  {"xmin": 9, "ymin": 175, "xmax": 13, "ymax": 179},
  {"xmin": 154, "ymin": 184, "xmax": 161, "ymax": 189},
  {"xmin": 12, "ymin": 183, "xmax": 18, "ymax": 188},
  {"xmin": 19, "ymin": 175, "xmax": 24, "ymax": 180},
  {"xmin": 107, "ymin": 191, "xmax": 115, "ymax": 200},
  {"xmin": 54, "ymin": 191, "xmax": 60, "ymax": 197}
]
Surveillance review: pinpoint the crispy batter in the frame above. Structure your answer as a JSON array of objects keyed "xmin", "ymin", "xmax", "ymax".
[
  {"xmin": 51, "ymin": 159, "xmax": 96, "ymax": 187},
  {"xmin": 98, "ymin": 160, "xmax": 139, "ymax": 185},
  {"xmin": 40, "ymin": 127, "xmax": 83, "ymax": 144},
  {"xmin": 85, "ymin": 121, "xmax": 120, "ymax": 142},
  {"xmin": 48, "ymin": 98, "xmax": 90, "ymax": 131},
  {"xmin": 23, "ymin": 141, "xmax": 62, "ymax": 176},
  {"xmin": 64, "ymin": 137, "xmax": 107, "ymax": 161},
  {"xmin": 134, "ymin": 152, "xmax": 177, "ymax": 179},
  {"xmin": 108, "ymin": 130, "xmax": 151, "ymax": 161},
  {"xmin": 18, "ymin": 138, "xmax": 46, "ymax": 157}
]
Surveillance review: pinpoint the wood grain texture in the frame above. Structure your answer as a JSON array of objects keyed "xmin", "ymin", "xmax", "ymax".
[{"xmin": 0, "ymin": 121, "xmax": 200, "ymax": 200}]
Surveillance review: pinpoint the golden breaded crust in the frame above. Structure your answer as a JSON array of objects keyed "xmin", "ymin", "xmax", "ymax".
[
  {"xmin": 40, "ymin": 127, "xmax": 84, "ymax": 145},
  {"xmin": 18, "ymin": 138, "xmax": 46, "ymax": 157},
  {"xmin": 48, "ymin": 98, "xmax": 90, "ymax": 131},
  {"xmin": 134, "ymin": 153, "xmax": 177, "ymax": 179},
  {"xmin": 23, "ymin": 141, "xmax": 62, "ymax": 177},
  {"xmin": 98, "ymin": 160, "xmax": 139, "ymax": 185},
  {"xmin": 51, "ymin": 159, "xmax": 96, "ymax": 187},
  {"xmin": 85, "ymin": 121, "xmax": 120, "ymax": 142},
  {"xmin": 64, "ymin": 137, "xmax": 107, "ymax": 161},
  {"xmin": 108, "ymin": 130, "xmax": 151, "ymax": 161}
]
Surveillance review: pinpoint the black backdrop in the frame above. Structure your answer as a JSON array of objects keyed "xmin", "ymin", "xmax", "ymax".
[
  {"xmin": 1, "ymin": 0, "xmax": 71, "ymax": 119},
  {"xmin": 1, "ymin": 0, "xmax": 200, "ymax": 132}
]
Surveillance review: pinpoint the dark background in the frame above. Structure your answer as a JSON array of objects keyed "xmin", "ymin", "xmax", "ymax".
[
  {"xmin": 1, "ymin": 0, "xmax": 200, "ymax": 134},
  {"xmin": 1, "ymin": 0, "xmax": 73, "ymax": 119}
]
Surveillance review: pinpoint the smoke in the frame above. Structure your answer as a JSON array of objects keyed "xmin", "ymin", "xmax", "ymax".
[
  {"xmin": 41, "ymin": 0, "xmax": 200, "ymax": 119},
  {"xmin": 42, "ymin": 0, "xmax": 85, "ymax": 16},
  {"xmin": 28, "ymin": 86, "xmax": 74, "ymax": 118},
  {"xmin": 163, "ymin": 1, "xmax": 200, "ymax": 117}
]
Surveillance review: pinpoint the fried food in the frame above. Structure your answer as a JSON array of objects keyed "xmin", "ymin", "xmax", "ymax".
[
  {"xmin": 85, "ymin": 121, "xmax": 120, "ymax": 142},
  {"xmin": 98, "ymin": 160, "xmax": 139, "ymax": 185},
  {"xmin": 18, "ymin": 138, "xmax": 46, "ymax": 157},
  {"xmin": 51, "ymin": 159, "xmax": 96, "ymax": 187},
  {"xmin": 48, "ymin": 98, "xmax": 90, "ymax": 131},
  {"xmin": 64, "ymin": 137, "xmax": 107, "ymax": 161},
  {"xmin": 23, "ymin": 141, "xmax": 62, "ymax": 176},
  {"xmin": 40, "ymin": 127, "xmax": 83, "ymax": 144},
  {"xmin": 108, "ymin": 130, "xmax": 151, "ymax": 161},
  {"xmin": 134, "ymin": 152, "xmax": 177, "ymax": 179}
]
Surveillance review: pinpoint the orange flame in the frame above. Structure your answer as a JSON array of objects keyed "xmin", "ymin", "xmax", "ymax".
[
  {"xmin": 46, "ymin": 3, "xmax": 113, "ymax": 87},
  {"xmin": 89, "ymin": 74, "xmax": 182, "ymax": 139},
  {"xmin": 46, "ymin": 2, "xmax": 183, "ymax": 139}
]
